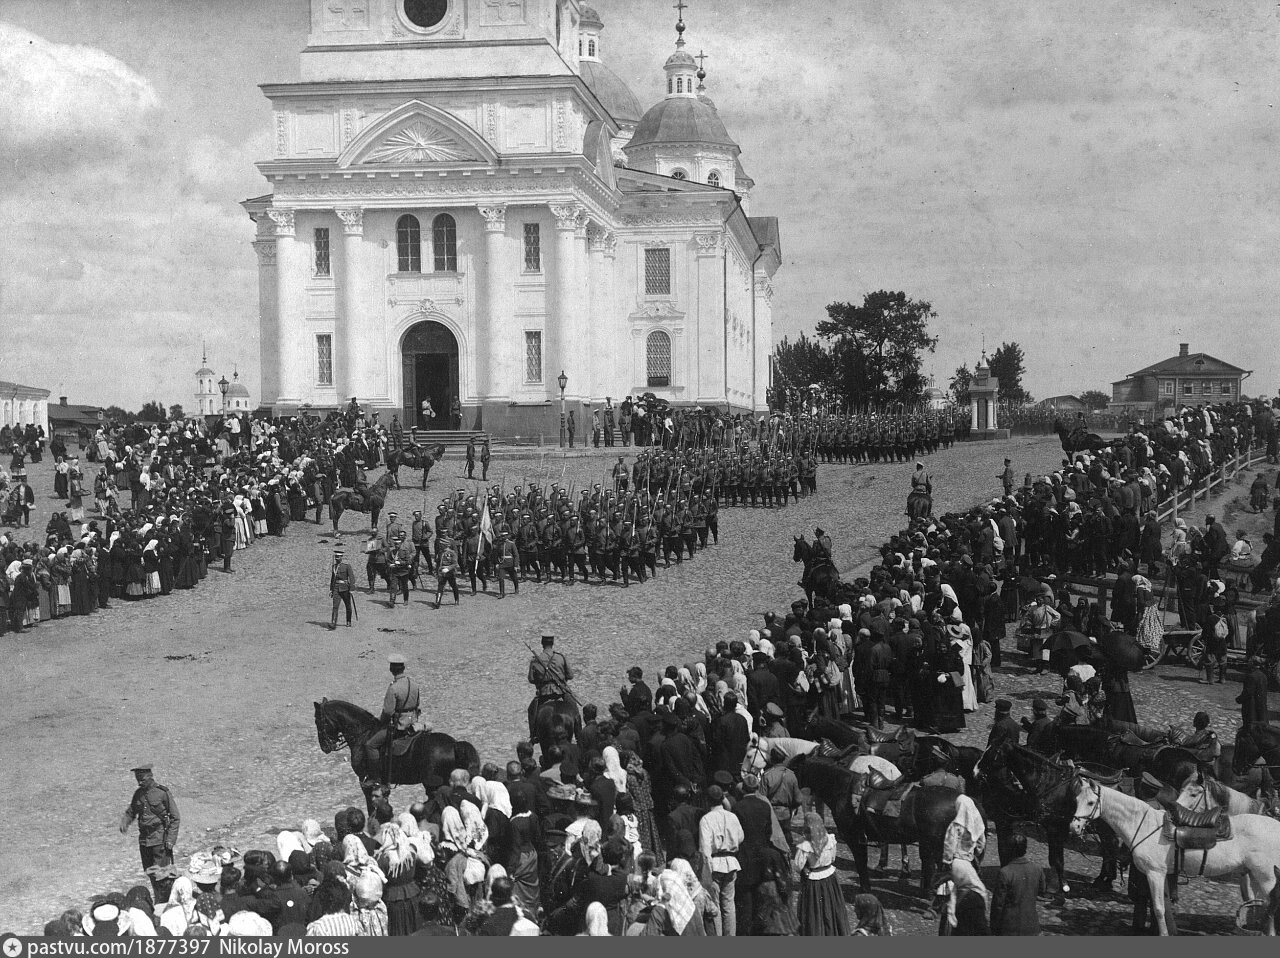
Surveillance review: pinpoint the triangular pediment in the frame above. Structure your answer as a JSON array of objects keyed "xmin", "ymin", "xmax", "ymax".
[{"xmin": 338, "ymin": 100, "xmax": 499, "ymax": 169}]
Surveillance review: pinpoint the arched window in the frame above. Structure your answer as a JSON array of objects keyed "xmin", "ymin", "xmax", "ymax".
[
  {"xmin": 646, "ymin": 330, "xmax": 672, "ymax": 387},
  {"xmin": 588, "ymin": 39, "xmax": 596, "ymax": 57},
  {"xmin": 707, "ymin": 170, "xmax": 721, "ymax": 187},
  {"xmin": 670, "ymin": 169, "xmax": 687, "ymax": 180},
  {"xmin": 578, "ymin": 38, "xmax": 583, "ymax": 55},
  {"xmin": 676, "ymin": 77, "xmax": 684, "ymax": 93},
  {"xmin": 667, "ymin": 77, "xmax": 673, "ymax": 94},
  {"xmin": 432, "ymin": 213, "xmax": 457, "ymax": 272},
  {"xmin": 396, "ymin": 214, "xmax": 421, "ymax": 272}
]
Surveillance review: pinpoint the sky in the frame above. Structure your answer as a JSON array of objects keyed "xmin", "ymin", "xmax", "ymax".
[{"xmin": 2, "ymin": 0, "xmax": 1276, "ymax": 409}]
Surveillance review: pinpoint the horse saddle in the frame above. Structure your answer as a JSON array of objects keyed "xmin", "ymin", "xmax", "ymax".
[
  {"xmin": 389, "ymin": 729, "xmax": 423, "ymax": 758},
  {"xmin": 1076, "ymin": 761, "xmax": 1124, "ymax": 787},
  {"xmin": 1159, "ymin": 799, "xmax": 1232, "ymax": 849},
  {"xmin": 863, "ymin": 726, "xmax": 904, "ymax": 744},
  {"xmin": 863, "ymin": 780, "xmax": 917, "ymax": 823}
]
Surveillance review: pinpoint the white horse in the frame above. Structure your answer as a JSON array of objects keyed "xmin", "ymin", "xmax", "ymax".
[
  {"xmin": 1071, "ymin": 776, "xmax": 1279, "ymax": 935},
  {"xmin": 1177, "ymin": 773, "xmax": 1275, "ymax": 817},
  {"xmin": 742, "ymin": 735, "xmax": 818, "ymax": 776}
]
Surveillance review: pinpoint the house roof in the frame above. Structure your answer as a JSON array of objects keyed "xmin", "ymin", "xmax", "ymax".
[
  {"xmin": 0, "ymin": 380, "xmax": 51, "ymax": 399},
  {"xmin": 1126, "ymin": 351, "xmax": 1248, "ymax": 378},
  {"xmin": 748, "ymin": 216, "xmax": 780, "ymax": 256},
  {"xmin": 48, "ymin": 403, "xmax": 102, "ymax": 424},
  {"xmin": 1036, "ymin": 394, "xmax": 1084, "ymax": 407}
]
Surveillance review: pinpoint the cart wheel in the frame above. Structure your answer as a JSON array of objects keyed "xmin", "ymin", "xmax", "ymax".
[
  {"xmin": 1188, "ymin": 634, "xmax": 1206, "ymax": 669},
  {"xmin": 1142, "ymin": 645, "xmax": 1165, "ymax": 670}
]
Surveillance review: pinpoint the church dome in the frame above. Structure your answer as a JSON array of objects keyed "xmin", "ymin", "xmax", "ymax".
[
  {"xmin": 628, "ymin": 96, "xmax": 738, "ymax": 151},
  {"xmin": 196, "ymin": 366, "xmax": 214, "ymax": 378},
  {"xmin": 227, "ymin": 381, "xmax": 250, "ymax": 398},
  {"xmin": 580, "ymin": 5, "xmax": 603, "ymax": 28},
  {"xmin": 580, "ymin": 60, "xmax": 644, "ymax": 125},
  {"xmin": 664, "ymin": 49, "xmax": 697, "ymax": 69}
]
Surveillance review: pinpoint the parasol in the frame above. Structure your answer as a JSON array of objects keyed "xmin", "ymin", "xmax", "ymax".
[
  {"xmin": 1098, "ymin": 630, "xmax": 1146, "ymax": 673},
  {"xmin": 1048, "ymin": 630, "xmax": 1092, "ymax": 676}
]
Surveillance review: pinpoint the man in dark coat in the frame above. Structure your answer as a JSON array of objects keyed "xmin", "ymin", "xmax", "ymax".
[
  {"xmin": 1022, "ymin": 698, "xmax": 1054, "ymax": 753},
  {"xmin": 746, "ymin": 653, "xmax": 781, "ymax": 720},
  {"xmin": 658, "ymin": 713, "xmax": 707, "ymax": 799},
  {"xmin": 709, "ymin": 693, "xmax": 750, "ymax": 778},
  {"xmin": 620, "ymin": 666, "xmax": 652, "ymax": 717},
  {"xmin": 1237, "ymin": 656, "xmax": 1270, "ymax": 729},
  {"xmin": 987, "ymin": 699, "xmax": 1021, "ymax": 749},
  {"xmin": 1203, "ymin": 515, "xmax": 1229, "ymax": 577},
  {"xmin": 989, "ymin": 831, "xmax": 1047, "ymax": 935}
]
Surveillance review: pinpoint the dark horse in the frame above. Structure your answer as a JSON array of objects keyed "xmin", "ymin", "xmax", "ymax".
[
  {"xmin": 974, "ymin": 741, "xmax": 1120, "ymax": 894},
  {"xmin": 1054, "ymin": 723, "xmax": 1199, "ymax": 786},
  {"xmin": 1233, "ymin": 724, "xmax": 1280, "ymax": 788},
  {"xmin": 793, "ymin": 534, "xmax": 841, "ymax": 606},
  {"xmin": 530, "ymin": 698, "xmax": 582, "ymax": 756},
  {"xmin": 314, "ymin": 698, "xmax": 480, "ymax": 811},
  {"xmin": 384, "ymin": 443, "xmax": 446, "ymax": 491},
  {"xmin": 791, "ymin": 752, "xmax": 959, "ymax": 894},
  {"xmin": 906, "ymin": 478, "xmax": 933, "ymax": 521},
  {"xmin": 329, "ymin": 472, "xmax": 395, "ymax": 533},
  {"xmin": 1053, "ymin": 417, "xmax": 1107, "ymax": 454}
]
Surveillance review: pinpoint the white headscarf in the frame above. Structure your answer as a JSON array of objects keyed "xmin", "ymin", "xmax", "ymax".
[
  {"xmin": 952, "ymin": 794, "xmax": 985, "ymax": 843},
  {"xmin": 585, "ymin": 900, "xmax": 611, "ymax": 935},
  {"xmin": 471, "ymin": 777, "xmax": 513, "ymax": 818},
  {"xmin": 603, "ymin": 746, "xmax": 628, "ymax": 793}
]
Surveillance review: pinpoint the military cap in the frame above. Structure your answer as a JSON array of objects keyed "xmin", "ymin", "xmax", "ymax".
[
  {"xmin": 388, "ymin": 652, "xmax": 406, "ymax": 665},
  {"xmin": 131, "ymin": 763, "xmax": 154, "ymax": 773},
  {"xmin": 333, "ymin": 548, "xmax": 345, "ymax": 556},
  {"xmin": 765, "ymin": 702, "xmax": 784, "ymax": 719},
  {"xmin": 994, "ymin": 699, "xmax": 1012, "ymax": 713},
  {"xmin": 1031, "ymin": 698, "xmax": 1048, "ymax": 713},
  {"xmin": 712, "ymin": 770, "xmax": 735, "ymax": 788},
  {"xmin": 387, "ymin": 511, "xmax": 398, "ymax": 518}
]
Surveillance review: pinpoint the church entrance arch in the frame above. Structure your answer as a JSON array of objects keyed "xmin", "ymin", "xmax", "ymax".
[{"xmin": 401, "ymin": 320, "xmax": 459, "ymax": 429}]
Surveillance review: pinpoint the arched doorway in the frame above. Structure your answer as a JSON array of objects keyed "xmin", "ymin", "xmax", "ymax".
[{"xmin": 401, "ymin": 320, "xmax": 459, "ymax": 429}]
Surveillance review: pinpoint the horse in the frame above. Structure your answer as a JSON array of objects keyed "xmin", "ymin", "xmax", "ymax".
[
  {"xmin": 974, "ymin": 741, "xmax": 1120, "ymax": 894},
  {"xmin": 384, "ymin": 443, "xmax": 446, "ymax": 491},
  {"xmin": 790, "ymin": 751, "xmax": 959, "ymax": 895},
  {"xmin": 804, "ymin": 717, "xmax": 918, "ymax": 771},
  {"xmin": 1233, "ymin": 724, "xmax": 1280, "ymax": 778},
  {"xmin": 1054, "ymin": 723, "xmax": 1199, "ymax": 786},
  {"xmin": 906, "ymin": 479, "xmax": 933, "ymax": 520},
  {"xmin": 792, "ymin": 534, "xmax": 841, "ymax": 605},
  {"xmin": 530, "ymin": 698, "xmax": 582, "ymax": 756},
  {"xmin": 909, "ymin": 735, "xmax": 983, "ymax": 788},
  {"xmin": 1053, "ymin": 417, "xmax": 1107, "ymax": 454},
  {"xmin": 329, "ymin": 472, "xmax": 395, "ymax": 533},
  {"xmin": 1177, "ymin": 770, "xmax": 1277, "ymax": 817},
  {"xmin": 1070, "ymin": 775, "xmax": 1280, "ymax": 935},
  {"xmin": 313, "ymin": 698, "xmax": 480, "ymax": 811}
]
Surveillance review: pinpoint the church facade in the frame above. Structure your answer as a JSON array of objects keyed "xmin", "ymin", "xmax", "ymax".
[{"xmin": 244, "ymin": 0, "xmax": 780, "ymax": 435}]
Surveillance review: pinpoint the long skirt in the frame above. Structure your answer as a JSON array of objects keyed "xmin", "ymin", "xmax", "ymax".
[
  {"xmin": 936, "ymin": 682, "xmax": 966, "ymax": 733},
  {"xmin": 39, "ymin": 588, "xmax": 53, "ymax": 620},
  {"xmin": 508, "ymin": 848, "xmax": 540, "ymax": 918},
  {"xmin": 68, "ymin": 496, "xmax": 84, "ymax": 522},
  {"xmin": 25, "ymin": 603, "xmax": 40, "ymax": 626},
  {"xmin": 56, "ymin": 584, "xmax": 71, "ymax": 609},
  {"xmin": 254, "ymin": 519, "xmax": 267, "ymax": 536},
  {"xmin": 798, "ymin": 873, "xmax": 848, "ymax": 936},
  {"xmin": 235, "ymin": 516, "xmax": 251, "ymax": 550},
  {"xmin": 71, "ymin": 572, "xmax": 94, "ymax": 615},
  {"xmin": 145, "ymin": 572, "xmax": 161, "ymax": 595}
]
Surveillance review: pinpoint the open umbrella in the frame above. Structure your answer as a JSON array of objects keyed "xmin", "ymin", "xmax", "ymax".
[
  {"xmin": 1048, "ymin": 630, "xmax": 1092, "ymax": 676},
  {"xmin": 1098, "ymin": 630, "xmax": 1146, "ymax": 673}
]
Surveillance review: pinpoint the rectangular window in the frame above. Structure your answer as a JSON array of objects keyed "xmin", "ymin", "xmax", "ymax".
[
  {"xmin": 316, "ymin": 334, "xmax": 333, "ymax": 386},
  {"xmin": 644, "ymin": 247, "xmax": 672, "ymax": 296},
  {"xmin": 524, "ymin": 330, "xmax": 543, "ymax": 383},
  {"xmin": 523, "ymin": 223, "xmax": 541, "ymax": 272},
  {"xmin": 1183, "ymin": 381, "xmax": 1194, "ymax": 396},
  {"xmin": 1222, "ymin": 380, "xmax": 1234, "ymax": 395},
  {"xmin": 1161, "ymin": 380, "xmax": 1173, "ymax": 396},
  {"xmin": 313, "ymin": 227, "xmax": 330, "ymax": 276}
]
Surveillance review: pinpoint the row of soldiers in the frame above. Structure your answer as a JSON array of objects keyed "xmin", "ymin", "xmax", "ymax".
[
  {"xmin": 629, "ymin": 446, "xmax": 819, "ymax": 508},
  {"xmin": 814, "ymin": 411, "xmax": 958, "ymax": 464}
]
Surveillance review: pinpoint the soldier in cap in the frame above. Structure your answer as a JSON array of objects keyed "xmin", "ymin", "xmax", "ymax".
[
  {"xmin": 387, "ymin": 531, "xmax": 415, "ymax": 606},
  {"xmin": 365, "ymin": 653, "xmax": 424, "ymax": 785},
  {"xmin": 465, "ymin": 437, "xmax": 476, "ymax": 479},
  {"xmin": 120, "ymin": 764, "xmax": 180, "ymax": 898},
  {"xmin": 480, "ymin": 437, "xmax": 492, "ymax": 481},
  {"xmin": 1022, "ymin": 698, "xmax": 1054, "ymax": 753},
  {"xmin": 411, "ymin": 509, "xmax": 434, "ymax": 576},
  {"xmin": 987, "ymin": 699, "xmax": 1021, "ymax": 750},
  {"xmin": 527, "ymin": 634, "xmax": 573, "ymax": 739},
  {"xmin": 433, "ymin": 537, "xmax": 461, "ymax": 608},
  {"xmin": 329, "ymin": 547, "xmax": 355, "ymax": 628},
  {"xmin": 495, "ymin": 529, "xmax": 520, "ymax": 597}
]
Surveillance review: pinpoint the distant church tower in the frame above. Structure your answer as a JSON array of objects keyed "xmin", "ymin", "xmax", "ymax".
[{"xmin": 195, "ymin": 348, "xmax": 218, "ymax": 416}]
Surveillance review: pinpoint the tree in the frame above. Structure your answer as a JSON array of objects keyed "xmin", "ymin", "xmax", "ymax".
[
  {"xmin": 771, "ymin": 332, "xmax": 837, "ymax": 412},
  {"xmin": 137, "ymin": 400, "xmax": 166, "ymax": 423},
  {"xmin": 168, "ymin": 403, "xmax": 185, "ymax": 421},
  {"xmin": 814, "ymin": 290, "xmax": 939, "ymax": 408},
  {"xmin": 988, "ymin": 341, "xmax": 1031, "ymax": 404},
  {"xmin": 950, "ymin": 365, "xmax": 973, "ymax": 406},
  {"xmin": 1079, "ymin": 390, "xmax": 1110, "ymax": 410},
  {"xmin": 103, "ymin": 405, "xmax": 134, "ymax": 424}
]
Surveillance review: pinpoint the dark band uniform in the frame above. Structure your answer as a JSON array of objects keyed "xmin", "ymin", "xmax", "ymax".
[{"xmin": 122, "ymin": 765, "xmax": 180, "ymax": 880}]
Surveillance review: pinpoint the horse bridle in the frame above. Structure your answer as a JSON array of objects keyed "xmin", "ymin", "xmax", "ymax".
[
  {"xmin": 318, "ymin": 711, "xmax": 349, "ymax": 752},
  {"xmin": 1071, "ymin": 775, "xmax": 1102, "ymax": 828}
]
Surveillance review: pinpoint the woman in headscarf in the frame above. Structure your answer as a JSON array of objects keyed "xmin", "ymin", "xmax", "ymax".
[
  {"xmin": 69, "ymin": 547, "xmax": 94, "ymax": 615},
  {"xmin": 582, "ymin": 901, "xmax": 610, "ymax": 935},
  {"xmin": 350, "ymin": 871, "xmax": 388, "ymax": 936},
  {"xmin": 669, "ymin": 857, "xmax": 720, "ymax": 936},
  {"xmin": 852, "ymin": 892, "xmax": 892, "ymax": 935},
  {"xmin": 342, "ymin": 834, "xmax": 386, "ymax": 887},
  {"xmin": 728, "ymin": 659, "xmax": 749, "ymax": 703},
  {"xmin": 50, "ymin": 548, "xmax": 71, "ymax": 617},
  {"xmin": 940, "ymin": 793, "xmax": 987, "ymax": 933},
  {"xmin": 375, "ymin": 822, "xmax": 421, "ymax": 935},
  {"xmin": 505, "ymin": 789, "xmax": 541, "ymax": 917},
  {"xmin": 469, "ymin": 777, "xmax": 512, "ymax": 865},
  {"xmin": 936, "ymin": 856, "xmax": 990, "ymax": 936},
  {"xmin": 638, "ymin": 870, "xmax": 704, "ymax": 936},
  {"xmin": 142, "ymin": 540, "xmax": 161, "ymax": 597},
  {"xmin": 277, "ymin": 819, "xmax": 326, "ymax": 863},
  {"xmin": 623, "ymin": 750, "xmax": 662, "ymax": 860},
  {"xmin": 792, "ymin": 812, "xmax": 847, "ymax": 935}
]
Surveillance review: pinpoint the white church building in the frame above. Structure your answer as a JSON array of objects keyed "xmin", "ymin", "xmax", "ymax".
[{"xmin": 243, "ymin": 0, "xmax": 781, "ymax": 435}]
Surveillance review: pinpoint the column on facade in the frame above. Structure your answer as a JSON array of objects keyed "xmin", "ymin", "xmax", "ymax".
[
  {"xmin": 335, "ymin": 208, "xmax": 365, "ymax": 404},
  {"xmin": 252, "ymin": 222, "xmax": 280, "ymax": 406},
  {"xmin": 694, "ymin": 231, "xmax": 726, "ymax": 404},
  {"xmin": 990, "ymin": 400, "xmax": 998, "ymax": 429},
  {"xmin": 971, "ymin": 401, "xmax": 979, "ymax": 430},
  {"xmin": 268, "ymin": 208, "xmax": 304, "ymax": 404},
  {"xmin": 549, "ymin": 203, "xmax": 583, "ymax": 401},
  {"xmin": 478, "ymin": 205, "xmax": 508, "ymax": 401},
  {"xmin": 587, "ymin": 227, "xmax": 614, "ymax": 402}
]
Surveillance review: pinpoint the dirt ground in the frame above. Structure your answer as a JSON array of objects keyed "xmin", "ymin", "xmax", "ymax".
[{"xmin": 0, "ymin": 436, "xmax": 1271, "ymax": 935}]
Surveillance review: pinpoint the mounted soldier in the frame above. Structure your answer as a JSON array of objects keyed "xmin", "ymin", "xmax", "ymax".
[
  {"xmin": 527, "ymin": 634, "xmax": 574, "ymax": 740},
  {"xmin": 364, "ymin": 653, "xmax": 425, "ymax": 787}
]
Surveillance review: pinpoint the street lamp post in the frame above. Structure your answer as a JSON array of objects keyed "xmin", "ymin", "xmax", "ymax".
[
  {"xmin": 557, "ymin": 370, "xmax": 568, "ymax": 448},
  {"xmin": 218, "ymin": 375, "xmax": 230, "ymax": 414}
]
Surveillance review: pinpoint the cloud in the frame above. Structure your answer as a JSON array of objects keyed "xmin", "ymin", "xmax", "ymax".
[{"xmin": 0, "ymin": 21, "xmax": 158, "ymax": 159}]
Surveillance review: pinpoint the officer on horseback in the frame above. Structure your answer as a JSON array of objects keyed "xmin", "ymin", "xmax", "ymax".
[
  {"xmin": 366, "ymin": 653, "xmax": 426, "ymax": 786},
  {"xmin": 812, "ymin": 526, "xmax": 833, "ymax": 562},
  {"xmin": 527, "ymin": 634, "xmax": 573, "ymax": 740}
]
